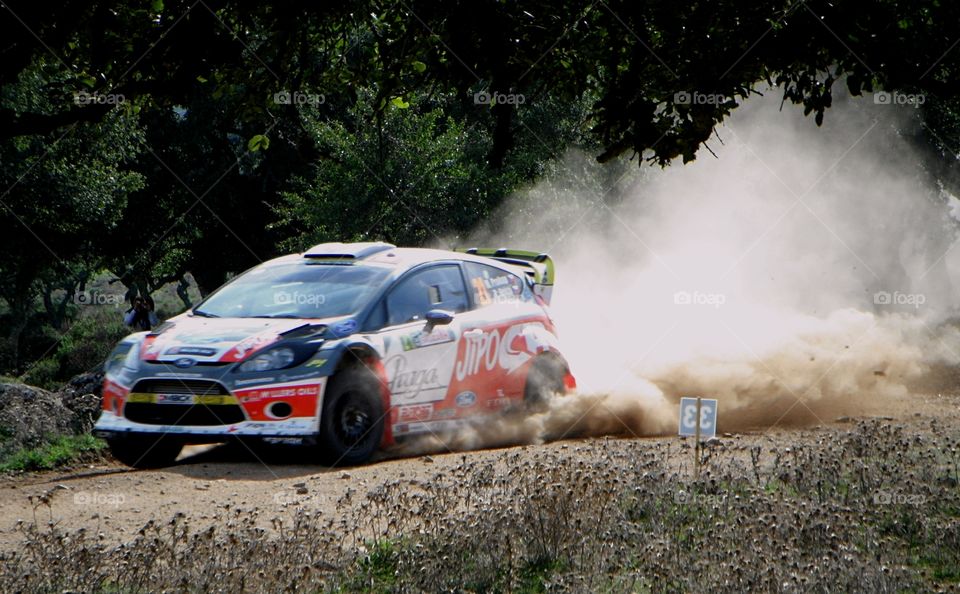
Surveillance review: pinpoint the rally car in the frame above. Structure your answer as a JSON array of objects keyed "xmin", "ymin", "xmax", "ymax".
[{"xmin": 93, "ymin": 242, "xmax": 575, "ymax": 468}]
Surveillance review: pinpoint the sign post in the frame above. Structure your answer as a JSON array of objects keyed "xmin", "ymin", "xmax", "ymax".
[{"xmin": 679, "ymin": 397, "xmax": 718, "ymax": 476}]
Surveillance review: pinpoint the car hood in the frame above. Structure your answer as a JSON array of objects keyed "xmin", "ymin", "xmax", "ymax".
[{"xmin": 137, "ymin": 315, "xmax": 334, "ymax": 364}]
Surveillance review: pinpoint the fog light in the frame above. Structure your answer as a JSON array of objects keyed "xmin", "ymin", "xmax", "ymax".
[{"xmin": 267, "ymin": 401, "xmax": 293, "ymax": 419}]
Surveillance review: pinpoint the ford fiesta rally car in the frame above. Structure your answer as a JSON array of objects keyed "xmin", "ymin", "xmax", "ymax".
[{"xmin": 94, "ymin": 243, "xmax": 575, "ymax": 468}]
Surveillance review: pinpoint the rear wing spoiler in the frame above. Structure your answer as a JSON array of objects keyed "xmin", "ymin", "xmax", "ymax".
[{"xmin": 455, "ymin": 247, "xmax": 556, "ymax": 305}]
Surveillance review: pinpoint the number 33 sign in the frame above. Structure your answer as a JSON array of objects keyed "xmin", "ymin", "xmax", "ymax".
[{"xmin": 679, "ymin": 397, "xmax": 718, "ymax": 440}]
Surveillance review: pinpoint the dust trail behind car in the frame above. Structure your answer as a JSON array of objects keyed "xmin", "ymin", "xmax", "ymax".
[{"xmin": 428, "ymin": 87, "xmax": 960, "ymax": 450}]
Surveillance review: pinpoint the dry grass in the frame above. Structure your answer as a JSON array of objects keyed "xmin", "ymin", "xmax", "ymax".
[{"xmin": 2, "ymin": 419, "xmax": 959, "ymax": 593}]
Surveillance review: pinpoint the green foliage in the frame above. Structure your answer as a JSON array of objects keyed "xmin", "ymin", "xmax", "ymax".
[
  {"xmin": 22, "ymin": 311, "xmax": 129, "ymax": 391},
  {"xmin": 4, "ymin": 1, "xmax": 960, "ymax": 166},
  {"xmin": 276, "ymin": 88, "xmax": 593, "ymax": 250},
  {"xmin": 0, "ymin": 434, "xmax": 106, "ymax": 472},
  {"xmin": 345, "ymin": 540, "xmax": 400, "ymax": 593}
]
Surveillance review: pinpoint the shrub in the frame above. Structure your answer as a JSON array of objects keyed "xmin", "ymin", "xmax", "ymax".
[{"xmin": 22, "ymin": 310, "xmax": 128, "ymax": 391}]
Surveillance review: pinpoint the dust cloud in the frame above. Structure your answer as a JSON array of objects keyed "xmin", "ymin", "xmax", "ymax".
[
  {"xmin": 408, "ymin": 89, "xmax": 960, "ymax": 449},
  {"xmin": 423, "ymin": 86, "xmax": 960, "ymax": 451}
]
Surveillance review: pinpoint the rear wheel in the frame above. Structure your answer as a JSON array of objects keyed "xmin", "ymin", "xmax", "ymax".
[
  {"xmin": 107, "ymin": 435, "xmax": 183, "ymax": 469},
  {"xmin": 524, "ymin": 355, "xmax": 569, "ymax": 411},
  {"xmin": 317, "ymin": 364, "xmax": 385, "ymax": 466}
]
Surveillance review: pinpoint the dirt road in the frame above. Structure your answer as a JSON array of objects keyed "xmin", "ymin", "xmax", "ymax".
[{"xmin": 1, "ymin": 389, "xmax": 956, "ymax": 551}]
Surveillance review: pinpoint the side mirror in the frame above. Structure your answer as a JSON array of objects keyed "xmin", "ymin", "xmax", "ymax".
[{"xmin": 424, "ymin": 309, "xmax": 454, "ymax": 332}]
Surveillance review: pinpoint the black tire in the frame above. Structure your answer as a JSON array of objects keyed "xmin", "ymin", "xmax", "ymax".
[
  {"xmin": 524, "ymin": 355, "xmax": 568, "ymax": 410},
  {"xmin": 107, "ymin": 435, "xmax": 183, "ymax": 469},
  {"xmin": 317, "ymin": 364, "xmax": 385, "ymax": 466}
]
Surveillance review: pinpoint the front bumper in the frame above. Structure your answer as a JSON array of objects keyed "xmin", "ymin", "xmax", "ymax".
[
  {"xmin": 93, "ymin": 411, "xmax": 320, "ymax": 442},
  {"xmin": 95, "ymin": 371, "xmax": 330, "ymax": 442}
]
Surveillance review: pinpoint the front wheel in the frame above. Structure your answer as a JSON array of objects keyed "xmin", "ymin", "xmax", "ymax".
[
  {"xmin": 107, "ymin": 435, "xmax": 183, "ymax": 469},
  {"xmin": 317, "ymin": 365, "xmax": 385, "ymax": 466}
]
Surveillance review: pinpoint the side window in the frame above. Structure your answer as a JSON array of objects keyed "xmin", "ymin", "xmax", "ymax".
[
  {"xmin": 464, "ymin": 262, "xmax": 531, "ymax": 308},
  {"xmin": 386, "ymin": 265, "xmax": 468, "ymax": 325}
]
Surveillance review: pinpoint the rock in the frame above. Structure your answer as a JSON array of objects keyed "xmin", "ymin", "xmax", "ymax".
[
  {"xmin": 0, "ymin": 382, "xmax": 75, "ymax": 457},
  {"xmin": 58, "ymin": 371, "xmax": 104, "ymax": 433}
]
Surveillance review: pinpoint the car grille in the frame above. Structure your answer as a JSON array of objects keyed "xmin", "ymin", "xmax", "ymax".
[
  {"xmin": 124, "ymin": 379, "xmax": 245, "ymax": 426},
  {"xmin": 132, "ymin": 379, "xmax": 230, "ymax": 395}
]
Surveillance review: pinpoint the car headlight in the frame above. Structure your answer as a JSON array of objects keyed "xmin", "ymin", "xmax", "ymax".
[{"xmin": 238, "ymin": 347, "xmax": 296, "ymax": 373}]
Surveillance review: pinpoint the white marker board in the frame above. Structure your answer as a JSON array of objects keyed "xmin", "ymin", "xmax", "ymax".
[{"xmin": 678, "ymin": 397, "xmax": 718, "ymax": 439}]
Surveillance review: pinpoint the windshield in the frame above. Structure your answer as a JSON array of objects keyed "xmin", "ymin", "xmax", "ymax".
[{"xmin": 195, "ymin": 262, "xmax": 392, "ymax": 319}]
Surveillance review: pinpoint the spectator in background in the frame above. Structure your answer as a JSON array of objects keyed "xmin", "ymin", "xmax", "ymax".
[{"xmin": 124, "ymin": 295, "xmax": 159, "ymax": 331}]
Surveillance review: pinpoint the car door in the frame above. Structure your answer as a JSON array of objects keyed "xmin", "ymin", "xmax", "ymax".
[
  {"xmin": 446, "ymin": 261, "xmax": 551, "ymax": 410},
  {"xmin": 378, "ymin": 265, "xmax": 469, "ymax": 421}
]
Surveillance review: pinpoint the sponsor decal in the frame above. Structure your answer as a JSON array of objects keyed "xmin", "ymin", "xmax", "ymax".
[
  {"xmin": 330, "ymin": 319, "xmax": 358, "ymax": 337},
  {"xmin": 235, "ymin": 377, "xmax": 277, "ymax": 386},
  {"xmin": 222, "ymin": 333, "xmax": 281, "ymax": 362},
  {"xmin": 393, "ymin": 419, "xmax": 468, "ymax": 436},
  {"xmin": 455, "ymin": 390, "xmax": 477, "ymax": 407},
  {"xmin": 264, "ymin": 437, "xmax": 303, "ymax": 445},
  {"xmin": 400, "ymin": 327, "xmax": 455, "ymax": 351},
  {"xmin": 141, "ymin": 319, "xmax": 310, "ymax": 362},
  {"xmin": 486, "ymin": 397, "xmax": 511, "ymax": 409},
  {"xmin": 167, "ymin": 346, "xmax": 218, "ymax": 357},
  {"xmin": 126, "ymin": 393, "xmax": 236, "ymax": 406},
  {"xmin": 238, "ymin": 384, "xmax": 321, "ymax": 404},
  {"xmin": 396, "ymin": 403, "xmax": 433, "ymax": 422},
  {"xmin": 470, "ymin": 271, "xmax": 522, "ymax": 306},
  {"xmin": 455, "ymin": 323, "xmax": 539, "ymax": 381},
  {"xmin": 384, "ymin": 354, "xmax": 445, "ymax": 402},
  {"xmin": 166, "ymin": 333, "xmax": 236, "ymax": 345},
  {"xmin": 305, "ymin": 358, "xmax": 328, "ymax": 368},
  {"xmin": 244, "ymin": 422, "xmax": 274, "ymax": 429},
  {"xmin": 174, "ymin": 357, "xmax": 196, "ymax": 368},
  {"xmin": 278, "ymin": 370, "xmax": 325, "ymax": 382}
]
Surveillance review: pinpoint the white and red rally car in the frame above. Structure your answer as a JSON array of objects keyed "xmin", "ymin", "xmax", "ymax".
[{"xmin": 93, "ymin": 243, "xmax": 575, "ymax": 467}]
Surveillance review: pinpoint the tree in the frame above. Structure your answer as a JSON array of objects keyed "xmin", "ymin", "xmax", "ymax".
[
  {"xmin": 4, "ymin": 1, "xmax": 959, "ymax": 166},
  {"xmin": 0, "ymin": 62, "xmax": 144, "ymax": 370},
  {"xmin": 275, "ymin": 87, "xmax": 593, "ymax": 250}
]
